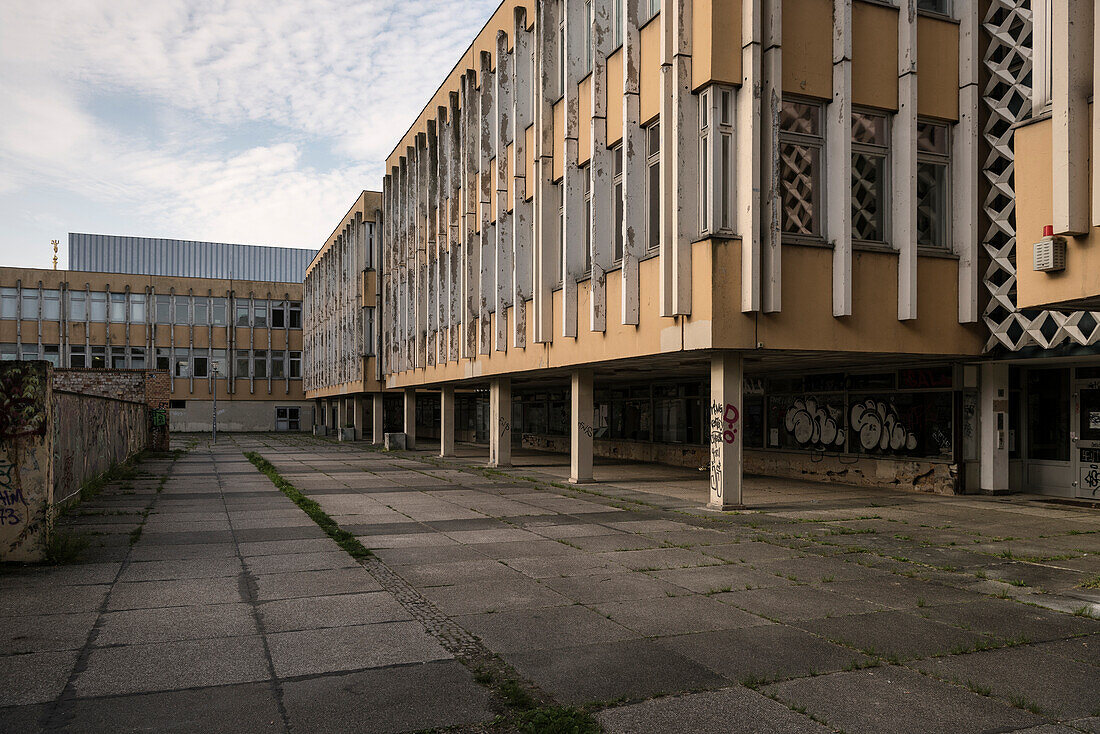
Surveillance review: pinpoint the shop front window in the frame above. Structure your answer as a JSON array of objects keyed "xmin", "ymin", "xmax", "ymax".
[{"xmin": 1027, "ymin": 368, "xmax": 1070, "ymax": 462}]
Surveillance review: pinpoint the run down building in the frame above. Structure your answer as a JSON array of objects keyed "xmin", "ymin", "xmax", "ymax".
[
  {"xmin": 0, "ymin": 235, "xmax": 315, "ymax": 432},
  {"xmin": 306, "ymin": 0, "xmax": 1100, "ymax": 504}
]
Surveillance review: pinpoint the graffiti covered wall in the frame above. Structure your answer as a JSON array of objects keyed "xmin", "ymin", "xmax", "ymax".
[
  {"xmin": 0, "ymin": 362, "xmax": 54, "ymax": 562},
  {"xmin": 52, "ymin": 391, "xmax": 147, "ymax": 506}
]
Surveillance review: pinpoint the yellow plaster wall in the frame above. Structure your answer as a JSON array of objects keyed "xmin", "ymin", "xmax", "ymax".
[
  {"xmin": 783, "ymin": 0, "xmax": 832, "ymax": 100},
  {"xmin": 853, "ymin": 1, "xmax": 899, "ymax": 110},
  {"xmin": 692, "ymin": 0, "xmax": 743, "ymax": 91},
  {"xmin": 917, "ymin": 15, "xmax": 960, "ymax": 121}
]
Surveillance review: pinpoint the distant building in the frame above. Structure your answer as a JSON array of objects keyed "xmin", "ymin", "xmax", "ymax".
[{"xmin": 0, "ymin": 237, "xmax": 318, "ymax": 432}]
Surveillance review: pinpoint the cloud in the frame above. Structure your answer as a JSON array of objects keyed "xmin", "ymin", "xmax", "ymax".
[{"xmin": 0, "ymin": 0, "xmax": 498, "ymax": 262}]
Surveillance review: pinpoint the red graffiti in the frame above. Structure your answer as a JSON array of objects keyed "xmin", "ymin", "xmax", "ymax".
[{"xmin": 722, "ymin": 404, "xmax": 739, "ymax": 444}]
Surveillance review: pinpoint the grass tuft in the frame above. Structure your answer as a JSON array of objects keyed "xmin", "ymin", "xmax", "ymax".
[
  {"xmin": 244, "ymin": 452, "xmax": 371, "ymax": 560},
  {"xmin": 44, "ymin": 529, "xmax": 89, "ymax": 564},
  {"xmin": 516, "ymin": 706, "xmax": 600, "ymax": 734}
]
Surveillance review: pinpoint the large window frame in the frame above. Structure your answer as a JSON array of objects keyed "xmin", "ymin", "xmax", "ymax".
[
  {"xmin": 1031, "ymin": 0, "xmax": 1052, "ymax": 111},
  {"xmin": 645, "ymin": 121, "xmax": 661, "ymax": 253},
  {"xmin": 851, "ymin": 108, "xmax": 890, "ymax": 247},
  {"xmin": 779, "ymin": 98, "xmax": 825, "ymax": 242},
  {"xmin": 917, "ymin": 119, "xmax": 951, "ymax": 250},
  {"xmin": 700, "ymin": 85, "xmax": 735, "ymax": 235},
  {"xmin": 612, "ymin": 144, "xmax": 624, "ymax": 263}
]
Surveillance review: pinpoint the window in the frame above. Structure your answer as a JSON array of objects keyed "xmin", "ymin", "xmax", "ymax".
[
  {"xmin": 583, "ymin": 165, "xmax": 592, "ymax": 273},
  {"xmin": 236, "ymin": 303, "xmax": 250, "ymax": 327},
  {"xmin": 90, "ymin": 346, "xmax": 106, "ymax": 369},
  {"xmin": 174, "ymin": 349, "xmax": 190, "ymax": 378},
  {"xmin": 21, "ymin": 344, "xmax": 38, "ymax": 361},
  {"xmin": 130, "ymin": 347, "xmax": 146, "ymax": 369},
  {"xmin": 42, "ymin": 290, "xmax": 60, "ymax": 321},
  {"xmin": 155, "ymin": 348, "xmax": 170, "ymax": 371},
  {"xmin": 612, "ymin": 144, "xmax": 624, "ymax": 261},
  {"xmin": 917, "ymin": 0, "xmax": 951, "ymax": 15},
  {"xmin": 155, "ymin": 295, "xmax": 171, "ymax": 324},
  {"xmin": 21, "ymin": 289, "xmax": 38, "ymax": 320},
  {"xmin": 111, "ymin": 346, "xmax": 127, "ymax": 369},
  {"xmin": 253, "ymin": 349, "xmax": 268, "ymax": 379},
  {"xmin": 89, "ymin": 292, "xmax": 107, "ymax": 322},
  {"xmin": 558, "ymin": 15, "xmax": 566, "ymax": 97},
  {"xmin": 557, "ymin": 182, "xmax": 565, "ymax": 285},
  {"xmin": 917, "ymin": 120, "xmax": 950, "ymax": 249},
  {"xmin": 364, "ymin": 307, "xmax": 376, "ymax": 355},
  {"xmin": 211, "ymin": 298, "xmax": 228, "ymax": 326},
  {"xmin": 700, "ymin": 88, "xmax": 736, "ymax": 236},
  {"xmin": 130, "ymin": 293, "xmax": 145, "ymax": 323},
  {"xmin": 173, "ymin": 295, "xmax": 189, "ymax": 324},
  {"xmin": 645, "ymin": 122, "xmax": 661, "ymax": 252},
  {"xmin": 69, "ymin": 345, "xmax": 86, "ymax": 367},
  {"xmin": 110, "ymin": 292, "xmax": 127, "ymax": 322},
  {"xmin": 289, "ymin": 302, "xmax": 301, "ymax": 328},
  {"xmin": 851, "ymin": 110, "xmax": 889, "ymax": 244},
  {"xmin": 271, "ymin": 351, "xmax": 285, "ymax": 378},
  {"xmin": 193, "ymin": 297, "xmax": 208, "ymax": 325},
  {"xmin": 613, "ymin": 0, "xmax": 623, "ymax": 47},
  {"xmin": 2, "ymin": 288, "xmax": 18, "ymax": 319},
  {"xmin": 289, "ymin": 351, "xmax": 302, "ymax": 378},
  {"xmin": 169, "ymin": 400, "xmax": 187, "ymax": 409},
  {"xmin": 193, "ymin": 355, "xmax": 209, "ymax": 378},
  {"xmin": 643, "ymin": 0, "xmax": 659, "ymax": 22},
  {"xmin": 0, "ymin": 344, "xmax": 16, "ymax": 361},
  {"xmin": 43, "ymin": 345, "xmax": 60, "ymax": 367},
  {"xmin": 253, "ymin": 300, "xmax": 268, "ymax": 328},
  {"xmin": 779, "ymin": 99, "xmax": 824, "ymax": 238},
  {"xmin": 67, "ymin": 290, "xmax": 85, "ymax": 321},
  {"xmin": 235, "ymin": 350, "xmax": 250, "ymax": 378},
  {"xmin": 271, "ymin": 301, "xmax": 286, "ymax": 328}
]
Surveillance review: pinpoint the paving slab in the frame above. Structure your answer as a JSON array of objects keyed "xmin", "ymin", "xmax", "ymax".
[
  {"xmin": 54, "ymin": 682, "xmax": 284, "ymax": 733},
  {"xmin": 594, "ymin": 594, "xmax": 769, "ymax": 636},
  {"xmin": 258, "ymin": 592, "xmax": 410, "ymax": 633},
  {"xmin": 916, "ymin": 599, "xmax": 1100, "ymax": 643},
  {"xmin": 252, "ymin": 568, "xmax": 382, "ymax": 601},
  {"xmin": 281, "ymin": 660, "xmax": 494, "ymax": 734},
  {"xmin": 95, "ymin": 603, "xmax": 256, "ymax": 646},
  {"xmin": 507, "ymin": 638, "xmax": 729, "ymax": 705},
  {"xmin": 652, "ymin": 563, "xmax": 797, "ymax": 593},
  {"xmin": 420, "ymin": 577, "xmax": 572, "ymax": 615},
  {"xmin": 665, "ymin": 624, "xmax": 873, "ymax": 682},
  {"xmin": 541, "ymin": 571, "xmax": 684, "ymax": 604},
  {"xmin": 913, "ymin": 645, "xmax": 1100, "ymax": 720},
  {"xmin": 456, "ymin": 604, "xmax": 637, "ymax": 653},
  {"xmin": 763, "ymin": 665, "xmax": 1046, "ymax": 734},
  {"xmin": 73, "ymin": 635, "xmax": 270, "ymax": 697},
  {"xmin": 715, "ymin": 584, "xmax": 888, "ymax": 622},
  {"xmin": 0, "ymin": 650, "xmax": 79, "ymax": 706},
  {"xmin": 266, "ymin": 621, "xmax": 450, "ymax": 678},
  {"xmin": 598, "ymin": 686, "xmax": 832, "ymax": 733},
  {"xmin": 0, "ymin": 584, "xmax": 109, "ymax": 616},
  {"xmin": 107, "ymin": 577, "xmax": 245, "ymax": 610},
  {"xmin": 797, "ymin": 609, "xmax": 994, "ymax": 660},
  {"xmin": 0, "ymin": 612, "xmax": 97, "ymax": 655}
]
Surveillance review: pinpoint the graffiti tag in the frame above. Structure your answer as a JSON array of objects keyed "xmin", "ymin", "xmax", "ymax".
[
  {"xmin": 577, "ymin": 421, "xmax": 594, "ymax": 439},
  {"xmin": 0, "ymin": 460, "xmax": 24, "ymax": 526}
]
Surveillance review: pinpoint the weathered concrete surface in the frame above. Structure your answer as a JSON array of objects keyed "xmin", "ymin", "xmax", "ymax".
[
  {"xmin": 0, "ymin": 362, "xmax": 53, "ymax": 562},
  {"xmin": 2, "ymin": 433, "xmax": 1098, "ymax": 732}
]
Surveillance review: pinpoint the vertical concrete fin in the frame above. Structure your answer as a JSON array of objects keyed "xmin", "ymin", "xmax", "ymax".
[
  {"xmin": 621, "ymin": 0, "xmax": 644, "ymax": 326},
  {"xmin": 512, "ymin": 7, "xmax": 533, "ymax": 349},
  {"xmin": 479, "ymin": 51, "xmax": 495, "ymax": 355},
  {"xmin": 894, "ymin": 0, "xmax": 918, "ymax": 321},
  {"xmin": 534, "ymin": 0, "xmax": 560, "ymax": 343},
  {"xmin": 1052, "ymin": 0, "xmax": 1092, "ymax": 235},
  {"xmin": 563, "ymin": 0, "xmax": 585, "ymax": 338},
  {"xmin": 738, "ymin": 0, "xmax": 763, "ymax": 313},
  {"xmin": 760, "ymin": 0, "xmax": 782, "ymax": 314},
  {"xmin": 954, "ymin": 0, "xmax": 980, "ymax": 324},
  {"xmin": 589, "ymin": 0, "xmax": 612, "ymax": 332},
  {"xmin": 828, "ymin": 0, "xmax": 852, "ymax": 318},
  {"xmin": 496, "ymin": 30, "xmax": 514, "ymax": 354}
]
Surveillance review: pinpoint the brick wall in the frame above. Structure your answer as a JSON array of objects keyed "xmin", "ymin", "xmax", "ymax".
[{"xmin": 53, "ymin": 369, "xmax": 172, "ymax": 451}]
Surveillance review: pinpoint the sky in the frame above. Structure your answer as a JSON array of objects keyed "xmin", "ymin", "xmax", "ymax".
[{"xmin": 0, "ymin": 0, "xmax": 499, "ymax": 269}]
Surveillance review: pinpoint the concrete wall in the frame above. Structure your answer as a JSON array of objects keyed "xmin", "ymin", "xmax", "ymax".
[
  {"xmin": 1, "ymin": 362, "xmax": 158, "ymax": 561},
  {"xmin": 170, "ymin": 400, "xmax": 314, "ymax": 432},
  {"xmin": 52, "ymin": 368, "xmax": 172, "ymax": 451},
  {"xmin": 0, "ymin": 362, "xmax": 54, "ymax": 562}
]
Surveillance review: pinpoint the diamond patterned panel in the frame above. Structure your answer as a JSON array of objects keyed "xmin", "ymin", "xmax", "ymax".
[{"xmin": 980, "ymin": 0, "xmax": 1100, "ymax": 352}]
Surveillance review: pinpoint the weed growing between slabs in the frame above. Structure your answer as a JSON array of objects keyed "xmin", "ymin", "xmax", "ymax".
[{"xmin": 244, "ymin": 452, "xmax": 371, "ymax": 560}]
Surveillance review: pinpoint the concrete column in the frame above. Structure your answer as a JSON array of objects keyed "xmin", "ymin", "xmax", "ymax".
[
  {"xmin": 570, "ymin": 369, "xmax": 594, "ymax": 483},
  {"xmin": 440, "ymin": 386, "xmax": 456, "ymax": 457},
  {"xmin": 403, "ymin": 388, "xmax": 417, "ymax": 450},
  {"xmin": 709, "ymin": 352, "xmax": 744, "ymax": 509},
  {"xmin": 352, "ymin": 395, "xmax": 364, "ymax": 440},
  {"xmin": 372, "ymin": 392, "xmax": 384, "ymax": 444},
  {"xmin": 980, "ymin": 363, "xmax": 1010, "ymax": 493},
  {"xmin": 489, "ymin": 378, "xmax": 512, "ymax": 467}
]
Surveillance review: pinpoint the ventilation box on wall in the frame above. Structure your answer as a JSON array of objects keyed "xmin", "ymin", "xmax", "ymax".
[{"xmin": 1033, "ymin": 225, "xmax": 1066, "ymax": 272}]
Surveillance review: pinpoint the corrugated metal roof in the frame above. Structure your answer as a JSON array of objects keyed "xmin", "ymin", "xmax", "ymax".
[{"xmin": 68, "ymin": 233, "xmax": 318, "ymax": 283}]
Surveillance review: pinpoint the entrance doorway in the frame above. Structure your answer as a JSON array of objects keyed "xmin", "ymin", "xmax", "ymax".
[
  {"xmin": 276, "ymin": 407, "xmax": 301, "ymax": 431},
  {"xmin": 1074, "ymin": 374, "xmax": 1100, "ymax": 499}
]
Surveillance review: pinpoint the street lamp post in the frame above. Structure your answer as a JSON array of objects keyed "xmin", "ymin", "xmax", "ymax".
[{"xmin": 212, "ymin": 363, "xmax": 219, "ymax": 444}]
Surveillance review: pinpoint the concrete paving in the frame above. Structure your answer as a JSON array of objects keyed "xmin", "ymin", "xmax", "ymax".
[{"xmin": 1, "ymin": 433, "xmax": 1098, "ymax": 732}]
